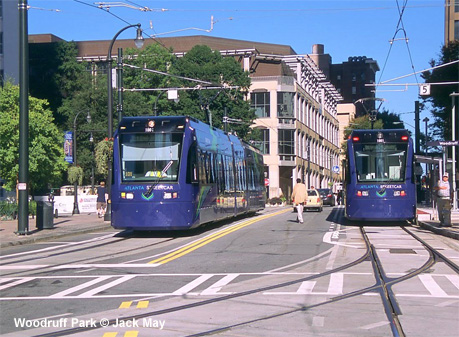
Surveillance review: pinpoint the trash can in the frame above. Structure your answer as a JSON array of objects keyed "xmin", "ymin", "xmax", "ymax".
[
  {"xmin": 442, "ymin": 203, "xmax": 452, "ymax": 226},
  {"xmin": 36, "ymin": 201, "xmax": 54, "ymax": 229}
]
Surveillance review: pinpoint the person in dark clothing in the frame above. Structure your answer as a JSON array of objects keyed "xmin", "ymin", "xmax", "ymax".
[{"xmin": 97, "ymin": 181, "xmax": 107, "ymax": 218}]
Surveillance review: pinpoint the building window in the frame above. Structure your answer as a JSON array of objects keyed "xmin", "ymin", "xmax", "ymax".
[
  {"xmin": 277, "ymin": 92, "xmax": 294, "ymax": 118},
  {"xmin": 260, "ymin": 129, "xmax": 270, "ymax": 154},
  {"xmin": 278, "ymin": 129, "xmax": 294, "ymax": 155},
  {"xmin": 250, "ymin": 92, "xmax": 270, "ymax": 118},
  {"xmin": 455, "ymin": 20, "xmax": 459, "ymax": 40}
]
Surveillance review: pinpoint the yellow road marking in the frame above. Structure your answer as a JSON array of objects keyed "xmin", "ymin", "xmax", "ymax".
[
  {"xmin": 124, "ymin": 332, "xmax": 138, "ymax": 337},
  {"xmin": 103, "ymin": 333, "xmax": 118, "ymax": 337},
  {"xmin": 136, "ymin": 300, "xmax": 149, "ymax": 308},
  {"xmin": 148, "ymin": 209, "xmax": 290, "ymax": 265},
  {"xmin": 119, "ymin": 301, "xmax": 132, "ymax": 309}
]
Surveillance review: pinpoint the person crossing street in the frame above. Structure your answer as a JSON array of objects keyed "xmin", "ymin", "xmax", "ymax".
[{"xmin": 291, "ymin": 178, "xmax": 307, "ymax": 224}]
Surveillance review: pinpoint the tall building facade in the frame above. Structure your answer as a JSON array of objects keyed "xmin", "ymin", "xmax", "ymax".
[
  {"xmin": 29, "ymin": 35, "xmax": 343, "ymax": 199},
  {"xmin": 445, "ymin": 0, "xmax": 459, "ymax": 43},
  {"xmin": 0, "ymin": 0, "xmax": 20, "ymax": 86},
  {"xmin": 308, "ymin": 44, "xmax": 379, "ymax": 117}
]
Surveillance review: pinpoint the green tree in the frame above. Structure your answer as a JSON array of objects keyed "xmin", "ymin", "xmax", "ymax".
[
  {"xmin": 168, "ymin": 45, "xmax": 254, "ymax": 140},
  {"xmin": 421, "ymin": 41, "xmax": 459, "ymax": 140},
  {"xmin": 0, "ymin": 82, "xmax": 68, "ymax": 195},
  {"xmin": 29, "ymin": 41, "xmax": 87, "ymax": 128}
]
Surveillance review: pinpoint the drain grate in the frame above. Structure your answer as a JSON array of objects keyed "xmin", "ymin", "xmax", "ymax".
[{"xmin": 389, "ymin": 248, "xmax": 417, "ymax": 254}]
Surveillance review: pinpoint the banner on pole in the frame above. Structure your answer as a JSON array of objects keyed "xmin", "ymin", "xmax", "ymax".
[{"xmin": 64, "ymin": 131, "xmax": 73, "ymax": 163}]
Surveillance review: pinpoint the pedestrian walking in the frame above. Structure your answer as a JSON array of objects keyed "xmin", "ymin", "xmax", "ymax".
[
  {"xmin": 291, "ymin": 178, "xmax": 307, "ymax": 223},
  {"xmin": 97, "ymin": 181, "xmax": 107, "ymax": 218},
  {"xmin": 434, "ymin": 173, "xmax": 451, "ymax": 226}
]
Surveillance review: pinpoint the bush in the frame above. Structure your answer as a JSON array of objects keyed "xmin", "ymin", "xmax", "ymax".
[
  {"xmin": 0, "ymin": 201, "xmax": 17, "ymax": 220},
  {"xmin": 268, "ymin": 197, "xmax": 283, "ymax": 205},
  {"xmin": 0, "ymin": 200, "xmax": 38, "ymax": 220}
]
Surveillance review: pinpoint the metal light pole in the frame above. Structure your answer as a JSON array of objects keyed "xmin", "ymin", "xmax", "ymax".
[
  {"xmin": 72, "ymin": 110, "xmax": 91, "ymax": 215},
  {"xmin": 451, "ymin": 92, "xmax": 458, "ymax": 210},
  {"xmin": 106, "ymin": 24, "xmax": 144, "ymax": 221},
  {"xmin": 423, "ymin": 117, "xmax": 429, "ymax": 155},
  {"xmin": 17, "ymin": 0, "xmax": 29, "ymax": 235}
]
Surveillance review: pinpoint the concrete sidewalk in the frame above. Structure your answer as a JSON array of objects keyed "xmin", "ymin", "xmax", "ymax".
[{"xmin": 0, "ymin": 213, "xmax": 111, "ymax": 248}]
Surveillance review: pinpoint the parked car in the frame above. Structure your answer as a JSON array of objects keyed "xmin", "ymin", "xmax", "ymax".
[
  {"xmin": 317, "ymin": 188, "xmax": 336, "ymax": 206},
  {"xmin": 304, "ymin": 189, "xmax": 323, "ymax": 212}
]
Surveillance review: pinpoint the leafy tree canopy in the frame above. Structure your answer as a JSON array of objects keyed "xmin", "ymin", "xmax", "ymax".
[
  {"xmin": 421, "ymin": 40, "xmax": 459, "ymax": 140},
  {"xmin": 29, "ymin": 41, "xmax": 87, "ymax": 128},
  {"xmin": 0, "ymin": 82, "xmax": 68, "ymax": 195}
]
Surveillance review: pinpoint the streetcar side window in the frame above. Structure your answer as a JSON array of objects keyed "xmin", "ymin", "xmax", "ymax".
[{"xmin": 186, "ymin": 142, "xmax": 198, "ymax": 184}]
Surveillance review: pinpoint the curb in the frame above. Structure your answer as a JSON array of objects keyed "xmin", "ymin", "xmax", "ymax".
[
  {"xmin": 0, "ymin": 223, "xmax": 111, "ymax": 249},
  {"xmin": 418, "ymin": 221, "xmax": 459, "ymax": 240}
]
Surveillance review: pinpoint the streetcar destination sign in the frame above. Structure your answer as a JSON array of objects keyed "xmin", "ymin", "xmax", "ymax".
[{"xmin": 426, "ymin": 140, "xmax": 459, "ymax": 147}]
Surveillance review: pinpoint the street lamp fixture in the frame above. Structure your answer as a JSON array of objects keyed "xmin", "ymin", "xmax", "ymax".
[
  {"xmin": 106, "ymin": 23, "xmax": 144, "ymax": 221},
  {"xmin": 72, "ymin": 109, "xmax": 91, "ymax": 215},
  {"xmin": 134, "ymin": 27, "xmax": 144, "ymax": 49}
]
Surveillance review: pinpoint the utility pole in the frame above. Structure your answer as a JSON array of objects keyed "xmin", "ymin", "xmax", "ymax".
[
  {"xmin": 17, "ymin": 0, "xmax": 29, "ymax": 234},
  {"xmin": 415, "ymin": 101, "xmax": 420, "ymax": 154}
]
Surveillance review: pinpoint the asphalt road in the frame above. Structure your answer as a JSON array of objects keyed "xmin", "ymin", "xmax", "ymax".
[{"xmin": 1, "ymin": 206, "xmax": 458, "ymax": 337}]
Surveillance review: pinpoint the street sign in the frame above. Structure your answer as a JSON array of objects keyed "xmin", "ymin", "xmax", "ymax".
[
  {"xmin": 427, "ymin": 140, "xmax": 459, "ymax": 146},
  {"xmin": 419, "ymin": 84, "xmax": 430, "ymax": 96},
  {"xmin": 264, "ymin": 178, "xmax": 270, "ymax": 186},
  {"xmin": 332, "ymin": 165, "xmax": 340, "ymax": 174}
]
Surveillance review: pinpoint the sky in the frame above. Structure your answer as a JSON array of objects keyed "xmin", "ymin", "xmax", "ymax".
[{"xmin": 25, "ymin": 0, "xmax": 448, "ymax": 130}]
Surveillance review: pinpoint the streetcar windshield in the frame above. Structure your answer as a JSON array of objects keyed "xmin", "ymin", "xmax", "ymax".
[
  {"xmin": 120, "ymin": 133, "xmax": 183, "ymax": 182},
  {"xmin": 353, "ymin": 143, "xmax": 407, "ymax": 182}
]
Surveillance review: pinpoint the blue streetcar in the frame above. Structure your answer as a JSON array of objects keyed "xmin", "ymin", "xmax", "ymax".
[
  {"xmin": 111, "ymin": 116, "xmax": 266, "ymax": 230},
  {"xmin": 344, "ymin": 129, "xmax": 416, "ymax": 222}
]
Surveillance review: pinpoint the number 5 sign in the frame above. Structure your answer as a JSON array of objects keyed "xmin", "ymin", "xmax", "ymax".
[{"xmin": 419, "ymin": 84, "xmax": 430, "ymax": 96}]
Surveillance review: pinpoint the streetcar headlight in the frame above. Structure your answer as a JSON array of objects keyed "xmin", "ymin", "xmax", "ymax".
[
  {"xmin": 163, "ymin": 192, "xmax": 179, "ymax": 199},
  {"xmin": 121, "ymin": 192, "xmax": 134, "ymax": 199},
  {"xmin": 357, "ymin": 191, "xmax": 369, "ymax": 197},
  {"xmin": 394, "ymin": 191, "xmax": 406, "ymax": 197}
]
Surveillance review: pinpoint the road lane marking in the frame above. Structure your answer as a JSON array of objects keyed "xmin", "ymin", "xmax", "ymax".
[
  {"xmin": 328, "ymin": 273, "xmax": 344, "ymax": 295},
  {"xmin": 200, "ymin": 274, "xmax": 238, "ymax": 295},
  {"xmin": 418, "ymin": 274, "xmax": 448, "ymax": 297},
  {"xmin": 172, "ymin": 274, "xmax": 214, "ymax": 295},
  {"xmin": 119, "ymin": 301, "xmax": 132, "ymax": 309},
  {"xmin": 264, "ymin": 248, "xmax": 334, "ymax": 273},
  {"xmin": 136, "ymin": 300, "xmax": 149, "ymax": 308},
  {"xmin": 0, "ymin": 277, "xmax": 35, "ymax": 290},
  {"xmin": 78, "ymin": 275, "xmax": 136, "ymax": 297},
  {"xmin": 103, "ymin": 333, "xmax": 118, "ymax": 337},
  {"xmin": 0, "ymin": 233, "xmax": 115, "ymax": 259},
  {"xmin": 125, "ymin": 332, "xmax": 138, "ymax": 337},
  {"xmin": 445, "ymin": 275, "xmax": 459, "ymax": 290},
  {"xmin": 298, "ymin": 281, "xmax": 317, "ymax": 294},
  {"xmin": 148, "ymin": 209, "xmax": 290, "ymax": 265},
  {"xmin": 52, "ymin": 264, "xmax": 161, "ymax": 269},
  {"xmin": 0, "ymin": 265, "xmax": 49, "ymax": 270},
  {"xmin": 50, "ymin": 276, "xmax": 112, "ymax": 298}
]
